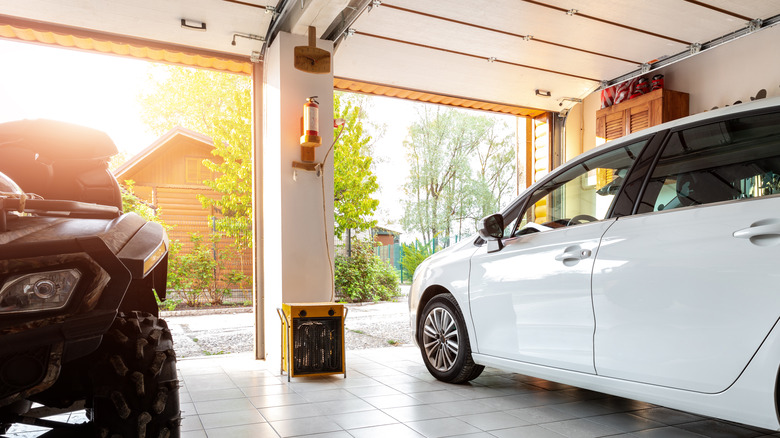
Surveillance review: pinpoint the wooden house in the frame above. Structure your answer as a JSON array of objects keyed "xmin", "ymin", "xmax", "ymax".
[{"xmin": 113, "ymin": 127, "xmax": 251, "ymax": 299}]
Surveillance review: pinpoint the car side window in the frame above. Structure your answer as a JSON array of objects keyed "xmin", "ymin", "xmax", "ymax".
[
  {"xmin": 638, "ymin": 111, "xmax": 780, "ymax": 214},
  {"xmin": 512, "ymin": 141, "xmax": 646, "ymax": 236}
]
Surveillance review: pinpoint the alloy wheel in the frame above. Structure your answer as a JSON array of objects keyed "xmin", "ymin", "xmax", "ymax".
[{"xmin": 422, "ymin": 307, "xmax": 459, "ymax": 372}]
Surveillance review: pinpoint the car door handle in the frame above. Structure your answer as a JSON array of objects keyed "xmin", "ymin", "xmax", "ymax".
[
  {"xmin": 555, "ymin": 249, "xmax": 592, "ymax": 262},
  {"xmin": 733, "ymin": 223, "xmax": 780, "ymax": 239},
  {"xmin": 733, "ymin": 220, "xmax": 780, "ymax": 246}
]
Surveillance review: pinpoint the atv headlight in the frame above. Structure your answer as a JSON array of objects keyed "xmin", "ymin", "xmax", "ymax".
[{"xmin": 0, "ymin": 269, "xmax": 81, "ymax": 313}]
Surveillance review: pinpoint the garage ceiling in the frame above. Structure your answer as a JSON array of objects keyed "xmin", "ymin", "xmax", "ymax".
[{"xmin": 0, "ymin": 0, "xmax": 778, "ymax": 114}]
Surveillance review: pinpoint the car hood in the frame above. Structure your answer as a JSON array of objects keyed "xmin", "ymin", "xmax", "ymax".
[{"xmin": 0, "ymin": 213, "xmax": 147, "ymax": 255}]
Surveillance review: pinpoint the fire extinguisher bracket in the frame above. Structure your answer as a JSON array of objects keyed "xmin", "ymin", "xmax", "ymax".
[
  {"xmin": 292, "ymin": 161, "xmax": 320, "ymax": 172},
  {"xmin": 300, "ymin": 134, "xmax": 322, "ymax": 148}
]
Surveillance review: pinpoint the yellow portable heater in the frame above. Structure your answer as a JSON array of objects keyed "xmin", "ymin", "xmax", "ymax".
[{"xmin": 277, "ymin": 302, "xmax": 347, "ymax": 381}]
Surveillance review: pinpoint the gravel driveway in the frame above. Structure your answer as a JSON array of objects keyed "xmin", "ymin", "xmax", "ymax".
[{"xmin": 163, "ymin": 297, "xmax": 412, "ymax": 358}]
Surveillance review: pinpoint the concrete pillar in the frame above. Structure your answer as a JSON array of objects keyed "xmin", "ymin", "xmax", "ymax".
[{"xmin": 257, "ymin": 31, "xmax": 335, "ymax": 362}]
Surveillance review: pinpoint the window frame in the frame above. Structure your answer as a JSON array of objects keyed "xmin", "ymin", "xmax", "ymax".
[
  {"xmin": 633, "ymin": 107, "xmax": 780, "ymax": 216},
  {"xmin": 482, "ymin": 133, "xmax": 657, "ymax": 245}
]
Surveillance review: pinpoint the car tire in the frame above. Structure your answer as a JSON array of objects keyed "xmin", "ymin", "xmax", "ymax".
[
  {"xmin": 418, "ymin": 294, "xmax": 484, "ymax": 383},
  {"xmin": 90, "ymin": 311, "xmax": 180, "ymax": 438}
]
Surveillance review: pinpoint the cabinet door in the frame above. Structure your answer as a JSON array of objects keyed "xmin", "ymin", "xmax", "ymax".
[
  {"xmin": 627, "ymin": 103, "xmax": 650, "ymax": 134},
  {"xmin": 604, "ymin": 111, "xmax": 625, "ymax": 140}
]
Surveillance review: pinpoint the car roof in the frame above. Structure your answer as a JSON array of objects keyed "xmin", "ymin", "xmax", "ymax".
[
  {"xmin": 588, "ymin": 96, "xmax": 780, "ymax": 160},
  {"xmin": 501, "ymin": 96, "xmax": 780, "ymax": 217}
]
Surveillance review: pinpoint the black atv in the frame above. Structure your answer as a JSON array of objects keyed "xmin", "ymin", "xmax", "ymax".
[{"xmin": 0, "ymin": 120, "xmax": 179, "ymax": 437}]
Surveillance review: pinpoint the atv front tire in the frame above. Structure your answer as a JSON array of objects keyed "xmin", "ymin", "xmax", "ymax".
[{"xmin": 90, "ymin": 311, "xmax": 180, "ymax": 438}]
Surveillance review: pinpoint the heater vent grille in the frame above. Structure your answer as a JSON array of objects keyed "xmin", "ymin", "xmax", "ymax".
[{"xmin": 292, "ymin": 316, "xmax": 343, "ymax": 375}]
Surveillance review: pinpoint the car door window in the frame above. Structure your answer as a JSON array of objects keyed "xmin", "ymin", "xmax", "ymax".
[
  {"xmin": 638, "ymin": 111, "xmax": 780, "ymax": 213},
  {"xmin": 513, "ymin": 141, "xmax": 646, "ymax": 236}
]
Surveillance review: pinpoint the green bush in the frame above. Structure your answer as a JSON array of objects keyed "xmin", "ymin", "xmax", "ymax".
[
  {"xmin": 165, "ymin": 233, "xmax": 220, "ymax": 306},
  {"xmin": 335, "ymin": 238, "xmax": 400, "ymax": 302},
  {"xmin": 400, "ymin": 240, "xmax": 433, "ymax": 280}
]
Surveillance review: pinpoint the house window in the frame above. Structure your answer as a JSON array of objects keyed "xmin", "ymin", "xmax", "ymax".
[{"xmin": 186, "ymin": 157, "xmax": 211, "ymax": 184}]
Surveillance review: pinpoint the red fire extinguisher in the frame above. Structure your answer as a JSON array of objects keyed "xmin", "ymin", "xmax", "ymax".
[{"xmin": 300, "ymin": 96, "xmax": 322, "ymax": 162}]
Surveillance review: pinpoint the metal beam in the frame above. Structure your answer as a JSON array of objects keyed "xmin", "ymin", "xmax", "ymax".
[
  {"xmin": 322, "ymin": 0, "xmax": 373, "ymax": 51},
  {"xmin": 522, "ymin": 0, "xmax": 691, "ymax": 46},
  {"xmin": 603, "ymin": 14, "xmax": 780, "ymax": 88}
]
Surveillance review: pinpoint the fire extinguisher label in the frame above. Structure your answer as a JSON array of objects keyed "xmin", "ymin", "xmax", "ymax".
[{"xmin": 304, "ymin": 106, "xmax": 319, "ymax": 135}]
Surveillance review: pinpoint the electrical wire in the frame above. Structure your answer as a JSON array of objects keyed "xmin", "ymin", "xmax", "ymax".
[{"xmin": 321, "ymin": 124, "xmax": 346, "ymax": 302}]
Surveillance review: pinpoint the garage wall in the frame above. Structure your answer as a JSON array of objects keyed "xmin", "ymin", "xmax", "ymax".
[
  {"xmin": 563, "ymin": 102, "xmax": 584, "ymax": 163},
  {"xmin": 577, "ymin": 23, "xmax": 780, "ymax": 155}
]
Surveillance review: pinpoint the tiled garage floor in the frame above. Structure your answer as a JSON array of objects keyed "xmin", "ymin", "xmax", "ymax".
[
  {"xmin": 176, "ymin": 347, "xmax": 780, "ymax": 438},
  {"xmin": 6, "ymin": 346, "xmax": 780, "ymax": 437}
]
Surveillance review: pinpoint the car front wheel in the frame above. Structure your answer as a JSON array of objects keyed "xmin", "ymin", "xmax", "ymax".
[{"xmin": 419, "ymin": 294, "xmax": 483, "ymax": 383}]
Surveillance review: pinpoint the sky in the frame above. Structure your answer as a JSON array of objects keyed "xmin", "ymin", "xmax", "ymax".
[
  {"xmin": 0, "ymin": 38, "xmax": 516, "ymax": 239},
  {"xmin": 0, "ymin": 39, "xmax": 157, "ymax": 154}
]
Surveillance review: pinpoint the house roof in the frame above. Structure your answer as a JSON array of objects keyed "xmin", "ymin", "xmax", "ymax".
[
  {"xmin": 373, "ymin": 226, "xmax": 402, "ymax": 236},
  {"xmin": 113, "ymin": 126, "xmax": 214, "ymax": 180}
]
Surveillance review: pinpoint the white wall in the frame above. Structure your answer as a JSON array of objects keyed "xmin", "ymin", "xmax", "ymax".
[
  {"xmin": 261, "ymin": 31, "xmax": 335, "ymax": 362},
  {"xmin": 578, "ymin": 23, "xmax": 780, "ymax": 154},
  {"xmin": 563, "ymin": 102, "xmax": 584, "ymax": 162}
]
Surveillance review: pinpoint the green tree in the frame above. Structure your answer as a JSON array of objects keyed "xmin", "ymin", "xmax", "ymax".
[
  {"xmin": 139, "ymin": 66, "xmax": 252, "ymax": 247},
  {"xmin": 456, "ymin": 119, "xmax": 516, "ymax": 235},
  {"xmin": 138, "ymin": 69, "xmax": 379, "ymax": 245},
  {"xmin": 401, "ymin": 106, "xmax": 487, "ymax": 247},
  {"xmin": 333, "ymin": 92, "xmax": 380, "ymax": 239},
  {"xmin": 120, "ymin": 179, "xmax": 158, "ymax": 222},
  {"xmin": 402, "ymin": 106, "xmax": 516, "ymax": 246}
]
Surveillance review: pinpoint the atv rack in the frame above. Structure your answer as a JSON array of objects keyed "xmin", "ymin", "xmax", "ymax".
[{"xmin": 0, "ymin": 195, "xmax": 120, "ymax": 233}]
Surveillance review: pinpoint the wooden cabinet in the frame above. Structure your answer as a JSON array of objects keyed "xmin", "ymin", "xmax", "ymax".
[{"xmin": 596, "ymin": 88, "xmax": 689, "ymax": 141}]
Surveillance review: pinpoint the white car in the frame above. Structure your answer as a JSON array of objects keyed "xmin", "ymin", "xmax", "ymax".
[{"xmin": 409, "ymin": 96, "xmax": 780, "ymax": 430}]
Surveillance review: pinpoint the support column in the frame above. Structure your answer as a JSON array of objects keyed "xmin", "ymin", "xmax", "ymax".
[
  {"xmin": 252, "ymin": 63, "xmax": 264, "ymax": 360},
  {"xmin": 259, "ymin": 31, "xmax": 335, "ymax": 363}
]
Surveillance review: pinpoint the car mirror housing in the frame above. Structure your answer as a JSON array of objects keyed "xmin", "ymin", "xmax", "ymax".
[{"xmin": 478, "ymin": 214, "xmax": 504, "ymax": 253}]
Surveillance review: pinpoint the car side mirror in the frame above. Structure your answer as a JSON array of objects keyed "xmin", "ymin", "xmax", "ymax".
[{"xmin": 478, "ymin": 214, "xmax": 504, "ymax": 253}]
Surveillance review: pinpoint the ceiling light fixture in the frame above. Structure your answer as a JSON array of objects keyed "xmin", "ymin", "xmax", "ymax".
[
  {"xmin": 180, "ymin": 19, "xmax": 207, "ymax": 31},
  {"xmin": 566, "ymin": 9, "xmax": 579, "ymax": 16},
  {"xmin": 487, "ymin": 57, "xmax": 496, "ymax": 63}
]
